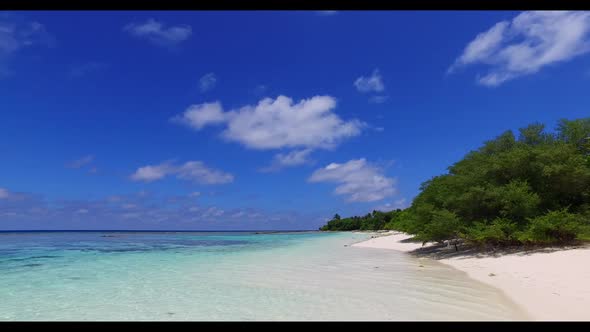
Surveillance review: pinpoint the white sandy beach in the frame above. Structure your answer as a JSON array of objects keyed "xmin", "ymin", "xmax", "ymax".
[{"xmin": 353, "ymin": 232, "xmax": 590, "ymax": 321}]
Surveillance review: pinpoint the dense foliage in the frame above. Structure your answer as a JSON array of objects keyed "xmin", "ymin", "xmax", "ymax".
[
  {"xmin": 319, "ymin": 211, "xmax": 405, "ymax": 231},
  {"xmin": 320, "ymin": 118, "xmax": 590, "ymax": 247}
]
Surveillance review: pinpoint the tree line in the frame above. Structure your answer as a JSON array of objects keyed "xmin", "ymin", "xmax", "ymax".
[{"xmin": 320, "ymin": 118, "xmax": 590, "ymax": 247}]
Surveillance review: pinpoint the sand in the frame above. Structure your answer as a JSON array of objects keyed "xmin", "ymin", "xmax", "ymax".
[
  {"xmin": 352, "ymin": 231, "xmax": 428, "ymax": 251},
  {"xmin": 352, "ymin": 232, "xmax": 590, "ymax": 321}
]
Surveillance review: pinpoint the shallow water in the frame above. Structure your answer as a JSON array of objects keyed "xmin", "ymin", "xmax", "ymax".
[{"xmin": 0, "ymin": 231, "xmax": 527, "ymax": 320}]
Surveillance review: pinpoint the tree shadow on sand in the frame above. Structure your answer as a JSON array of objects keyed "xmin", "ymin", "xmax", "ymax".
[{"xmin": 404, "ymin": 237, "xmax": 590, "ymax": 261}]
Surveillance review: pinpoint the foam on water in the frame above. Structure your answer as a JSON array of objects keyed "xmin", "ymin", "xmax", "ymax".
[{"xmin": 0, "ymin": 231, "xmax": 528, "ymax": 320}]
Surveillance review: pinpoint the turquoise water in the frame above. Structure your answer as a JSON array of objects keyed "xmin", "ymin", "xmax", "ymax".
[{"xmin": 0, "ymin": 231, "xmax": 527, "ymax": 320}]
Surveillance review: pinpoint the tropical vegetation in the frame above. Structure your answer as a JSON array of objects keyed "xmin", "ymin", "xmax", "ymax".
[{"xmin": 320, "ymin": 118, "xmax": 590, "ymax": 247}]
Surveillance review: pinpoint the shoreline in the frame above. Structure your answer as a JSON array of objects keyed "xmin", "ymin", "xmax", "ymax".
[{"xmin": 352, "ymin": 231, "xmax": 590, "ymax": 321}]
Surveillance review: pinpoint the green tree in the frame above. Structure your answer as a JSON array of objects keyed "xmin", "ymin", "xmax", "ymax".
[{"xmin": 319, "ymin": 118, "xmax": 590, "ymax": 247}]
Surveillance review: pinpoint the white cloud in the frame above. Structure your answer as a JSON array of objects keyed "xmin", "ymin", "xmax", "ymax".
[
  {"xmin": 130, "ymin": 162, "xmax": 175, "ymax": 182},
  {"xmin": 173, "ymin": 96, "xmax": 365, "ymax": 172},
  {"xmin": 373, "ymin": 198, "xmax": 409, "ymax": 212},
  {"xmin": 189, "ymin": 191, "xmax": 201, "ymax": 197},
  {"xmin": 0, "ymin": 188, "xmax": 327, "ymax": 229},
  {"xmin": 354, "ymin": 69, "xmax": 385, "ymax": 93},
  {"xmin": 130, "ymin": 160, "xmax": 233, "ymax": 185},
  {"xmin": 0, "ymin": 19, "xmax": 52, "ymax": 56},
  {"xmin": 202, "ymin": 206, "xmax": 225, "ymax": 218},
  {"xmin": 450, "ymin": 21, "xmax": 509, "ymax": 70},
  {"xmin": 0, "ymin": 188, "xmax": 9, "ymax": 199},
  {"xmin": 0, "ymin": 23, "xmax": 21, "ymax": 55},
  {"xmin": 368, "ymin": 95, "xmax": 389, "ymax": 104},
  {"xmin": 173, "ymin": 95, "xmax": 365, "ymax": 150},
  {"xmin": 272, "ymin": 149, "xmax": 313, "ymax": 167},
  {"xmin": 260, "ymin": 149, "xmax": 313, "ymax": 172},
  {"xmin": 308, "ymin": 158, "xmax": 397, "ymax": 202},
  {"xmin": 450, "ymin": 11, "xmax": 590, "ymax": 86},
  {"xmin": 171, "ymin": 102, "xmax": 226, "ymax": 130},
  {"xmin": 0, "ymin": 17, "xmax": 53, "ymax": 76},
  {"xmin": 199, "ymin": 72, "xmax": 217, "ymax": 92},
  {"xmin": 66, "ymin": 155, "xmax": 94, "ymax": 169},
  {"xmin": 123, "ymin": 19, "xmax": 192, "ymax": 47},
  {"xmin": 177, "ymin": 161, "xmax": 234, "ymax": 184}
]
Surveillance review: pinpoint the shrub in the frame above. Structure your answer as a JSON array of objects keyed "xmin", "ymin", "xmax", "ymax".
[
  {"xmin": 415, "ymin": 209, "xmax": 461, "ymax": 244},
  {"xmin": 465, "ymin": 218, "xmax": 518, "ymax": 246},
  {"xmin": 518, "ymin": 209, "xmax": 588, "ymax": 244}
]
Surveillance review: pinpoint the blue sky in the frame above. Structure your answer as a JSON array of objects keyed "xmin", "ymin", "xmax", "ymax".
[{"xmin": 1, "ymin": 10, "xmax": 590, "ymax": 230}]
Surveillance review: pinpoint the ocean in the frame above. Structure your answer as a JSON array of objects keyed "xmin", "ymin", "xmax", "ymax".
[{"xmin": 0, "ymin": 231, "xmax": 527, "ymax": 320}]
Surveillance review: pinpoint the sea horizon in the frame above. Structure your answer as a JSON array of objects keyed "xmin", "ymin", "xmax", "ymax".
[{"xmin": 0, "ymin": 230, "xmax": 318, "ymax": 233}]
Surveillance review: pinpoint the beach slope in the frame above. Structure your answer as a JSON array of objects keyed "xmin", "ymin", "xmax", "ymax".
[{"xmin": 353, "ymin": 232, "xmax": 590, "ymax": 321}]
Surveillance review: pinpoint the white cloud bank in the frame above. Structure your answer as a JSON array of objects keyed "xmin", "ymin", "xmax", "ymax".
[
  {"xmin": 172, "ymin": 95, "xmax": 365, "ymax": 150},
  {"xmin": 131, "ymin": 160, "xmax": 233, "ymax": 184},
  {"xmin": 0, "ymin": 188, "xmax": 9, "ymax": 199},
  {"xmin": 308, "ymin": 158, "xmax": 397, "ymax": 202},
  {"xmin": 123, "ymin": 19, "xmax": 192, "ymax": 47},
  {"xmin": 449, "ymin": 11, "xmax": 590, "ymax": 86}
]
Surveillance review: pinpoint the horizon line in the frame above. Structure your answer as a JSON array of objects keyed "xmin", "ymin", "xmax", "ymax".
[{"xmin": 0, "ymin": 229, "xmax": 319, "ymax": 233}]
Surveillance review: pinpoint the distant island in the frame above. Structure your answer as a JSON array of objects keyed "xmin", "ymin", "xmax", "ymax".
[{"xmin": 321, "ymin": 117, "xmax": 590, "ymax": 248}]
